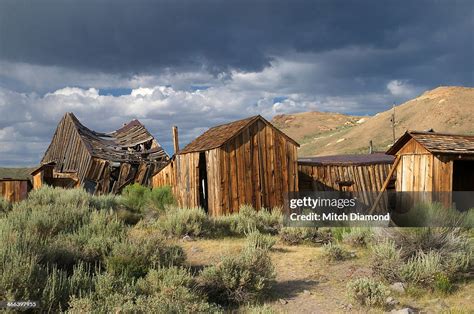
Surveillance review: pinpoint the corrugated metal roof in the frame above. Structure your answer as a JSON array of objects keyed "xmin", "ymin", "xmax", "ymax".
[
  {"xmin": 179, "ymin": 115, "xmax": 299, "ymax": 154},
  {"xmin": 298, "ymin": 153, "xmax": 394, "ymax": 166},
  {"xmin": 387, "ymin": 131, "xmax": 474, "ymax": 155}
]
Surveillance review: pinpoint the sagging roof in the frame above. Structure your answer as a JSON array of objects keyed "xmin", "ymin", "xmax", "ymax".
[
  {"xmin": 67, "ymin": 113, "xmax": 168, "ymax": 162},
  {"xmin": 179, "ymin": 115, "xmax": 299, "ymax": 154},
  {"xmin": 299, "ymin": 153, "xmax": 394, "ymax": 166},
  {"xmin": 387, "ymin": 131, "xmax": 474, "ymax": 155}
]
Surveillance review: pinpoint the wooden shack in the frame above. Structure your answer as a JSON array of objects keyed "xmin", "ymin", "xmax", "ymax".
[
  {"xmin": 38, "ymin": 112, "xmax": 169, "ymax": 194},
  {"xmin": 152, "ymin": 115, "xmax": 300, "ymax": 216},
  {"xmin": 386, "ymin": 131, "xmax": 474, "ymax": 210},
  {"xmin": 0, "ymin": 179, "xmax": 31, "ymax": 202},
  {"xmin": 298, "ymin": 153, "xmax": 394, "ymax": 207}
]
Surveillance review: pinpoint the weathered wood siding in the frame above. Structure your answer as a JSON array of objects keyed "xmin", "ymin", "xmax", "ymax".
[
  {"xmin": 210, "ymin": 120, "xmax": 298, "ymax": 215},
  {"xmin": 0, "ymin": 180, "xmax": 30, "ymax": 202},
  {"xmin": 298, "ymin": 163, "xmax": 392, "ymax": 207},
  {"xmin": 152, "ymin": 119, "xmax": 299, "ymax": 216},
  {"xmin": 393, "ymin": 138, "xmax": 454, "ymax": 208},
  {"xmin": 42, "ymin": 115, "xmax": 92, "ymax": 184}
]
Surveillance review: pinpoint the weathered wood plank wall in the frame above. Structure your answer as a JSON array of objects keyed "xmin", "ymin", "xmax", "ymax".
[
  {"xmin": 393, "ymin": 138, "xmax": 453, "ymax": 208},
  {"xmin": 298, "ymin": 163, "xmax": 392, "ymax": 208},
  {"xmin": 151, "ymin": 119, "xmax": 299, "ymax": 216},
  {"xmin": 42, "ymin": 115, "xmax": 92, "ymax": 184},
  {"xmin": 0, "ymin": 180, "xmax": 30, "ymax": 202}
]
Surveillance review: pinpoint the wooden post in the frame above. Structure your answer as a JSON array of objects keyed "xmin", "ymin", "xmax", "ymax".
[
  {"xmin": 369, "ymin": 140, "xmax": 373, "ymax": 154},
  {"xmin": 172, "ymin": 126, "xmax": 179, "ymax": 154}
]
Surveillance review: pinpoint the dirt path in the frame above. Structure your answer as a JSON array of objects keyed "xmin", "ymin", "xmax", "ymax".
[{"xmin": 179, "ymin": 238, "xmax": 473, "ymax": 313}]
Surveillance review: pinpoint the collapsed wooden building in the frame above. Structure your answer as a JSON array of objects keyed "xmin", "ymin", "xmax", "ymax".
[
  {"xmin": 298, "ymin": 153, "xmax": 395, "ymax": 207},
  {"xmin": 152, "ymin": 115, "xmax": 300, "ymax": 216},
  {"xmin": 385, "ymin": 130, "xmax": 474, "ymax": 210},
  {"xmin": 35, "ymin": 113, "xmax": 169, "ymax": 194}
]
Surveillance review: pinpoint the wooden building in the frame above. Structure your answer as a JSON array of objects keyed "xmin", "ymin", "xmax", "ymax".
[
  {"xmin": 152, "ymin": 115, "xmax": 300, "ymax": 216},
  {"xmin": 386, "ymin": 131, "xmax": 474, "ymax": 209},
  {"xmin": 0, "ymin": 179, "xmax": 31, "ymax": 203},
  {"xmin": 298, "ymin": 153, "xmax": 394, "ymax": 207},
  {"xmin": 37, "ymin": 113, "xmax": 169, "ymax": 194}
]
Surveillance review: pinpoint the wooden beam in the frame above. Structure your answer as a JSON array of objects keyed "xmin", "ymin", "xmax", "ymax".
[{"xmin": 369, "ymin": 155, "xmax": 401, "ymax": 214}]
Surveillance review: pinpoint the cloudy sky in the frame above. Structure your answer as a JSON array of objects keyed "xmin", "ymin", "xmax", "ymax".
[{"xmin": 0, "ymin": 0, "xmax": 472, "ymax": 166}]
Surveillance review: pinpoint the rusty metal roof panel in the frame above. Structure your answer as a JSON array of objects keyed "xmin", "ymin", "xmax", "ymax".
[{"xmin": 299, "ymin": 153, "xmax": 394, "ymax": 166}]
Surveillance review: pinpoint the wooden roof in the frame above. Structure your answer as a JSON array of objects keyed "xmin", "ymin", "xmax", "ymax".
[
  {"xmin": 299, "ymin": 153, "xmax": 394, "ymax": 166},
  {"xmin": 387, "ymin": 131, "xmax": 474, "ymax": 155},
  {"xmin": 179, "ymin": 115, "xmax": 299, "ymax": 154},
  {"xmin": 66, "ymin": 113, "xmax": 168, "ymax": 162}
]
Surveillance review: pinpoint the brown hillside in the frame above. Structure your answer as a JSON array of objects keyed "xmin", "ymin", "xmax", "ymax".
[{"xmin": 273, "ymin": 86, "xmax": 474, "ymax": 157}]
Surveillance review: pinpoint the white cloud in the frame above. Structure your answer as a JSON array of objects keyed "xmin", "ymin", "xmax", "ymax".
[
  {"xmin": 386, "ymin": 80, "xmax": 421, "ymax": 98},
  {"xmin": 0, "ymin": 56, "xmax": 421, "ymax": 166}
]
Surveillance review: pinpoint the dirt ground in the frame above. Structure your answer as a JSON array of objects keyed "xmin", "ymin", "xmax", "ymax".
[{"xmin": 179, "ymin": 237, "xmax": 474, "ymax": 313}]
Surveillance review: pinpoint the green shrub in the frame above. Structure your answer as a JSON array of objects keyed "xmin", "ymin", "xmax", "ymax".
[
  {"xmin": 329, "ymin": 227, "xmax": 351, "ymax": 242},
  {"xmin": 342, "ymin": 228, "xmax": 373, "ymax": 247},
  {"xmin": 0, "ymin": 248, "xmax": 45, "ymax": 301},
  {"xmin": 67, "ymin": 272, "xmax": 139, "ymax": 313},
  {"xmin": 121, "ymin": 183, "xmax": 150, "ymax": 212},
  {"xmin": 45, "ymin": 210, "xmax": 125, "ymax": 266},
  {"xmin": 370, "ymin": 240, "xmax": 403, "ymax": 282},
  {"xmin": 135, "ymin": 267, "xmax": 216, "ymax": 313},
  {"xmin": 42, "ymin": 263, "xmax": 95, "ymax": 312},
  {"xmin": 323, "ymin": 243, "xmax": 351, "ymax": 261},
  {"xmin": 376, "ymin": 227, "xmax": 473, "ymax": 283},
  {"xmin": 279, "ymin": 227, "xmax": 332, "ymax": 245},
  {"xmin": 434, "ymin": 273, "xmax": 454, "ymax": 294},
  {"xmin": 6, "ymin": 203, "xmax": 89, "ymax": 239},
  {"xmin": 157, "ymin": 207, "xmax": 210, "ymax": 238},
  {"xmin": 245, "ymin": 230, "xmax": 276, "ymax": 251},
  {"xmin": 69, "ymin": 269, "xmax": 218, "ymax": 313},
  {"xmin": 24, "ymin": 186, "xmax": 93, "ymax": 208},
  {"xmin": 89, "ymin": 194, "xmax": 120, "ymax": 210},
  {"xmin": 106, "ymin": 237, "xmax": 185, "ymax": 278},
  {"xmin": 148, "ymin": 186, "xmax": 176, "ymax": 212},
  {"xmin": 393, "ymin": 202, "xmax": 473, "ymax": 228},
  {"xmin": 347, "ymin": 277, "xmax": 389, "ymax": 307},
  {"xmin": 218, "ymin": 205, "xmax": 282, "ymax": 236},
  {"xmin": 382, "ymin": 228, "xmax": 470, "ymax": 260},
  {"xmin": 399, "ymin": 251, "xmax": 444, "ymax": 287},
  {"xmin": 198, "ymin": 247, "xmax": 276, "ymax": 305},
  {"xmin": 0, "ymin": 196, "xmax": 11, "ymax": 212}
]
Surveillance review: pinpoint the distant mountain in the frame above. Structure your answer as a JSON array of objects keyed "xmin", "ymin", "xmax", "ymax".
[{"xmin": 273, "ymin": 86, "xmax": 474, "ymax": 157}]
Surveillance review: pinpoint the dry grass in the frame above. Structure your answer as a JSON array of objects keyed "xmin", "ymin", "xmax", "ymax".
[
  {"xmin": 273, "ymin": 86, "xmax": 474, "ymax": 156},
  {"xmin": 179, "ymin": 237, "xmax": 474, "ymax": 313}
]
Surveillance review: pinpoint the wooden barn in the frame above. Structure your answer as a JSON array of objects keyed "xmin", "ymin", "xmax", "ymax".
[
  {"xmin": 152, "ymin": 115, "xmax": 300, "ymax": 216},
  {"xmin": 298, "ymin": 153, "xmax": 394, "ymax": 208},
  {"xmin": 37, "ymin": 112, "xmax": 169, "ymax": 194},
  {"xmin": 0, "ymin": 179, "xmax": 31, "ymax": 203},
  {"xmin": 385, "ymin": 131, "xmax": 474, "ymax": 210}
]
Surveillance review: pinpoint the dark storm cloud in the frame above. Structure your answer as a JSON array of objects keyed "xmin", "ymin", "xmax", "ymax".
[{"xmin": 1, "ymin": 0, "xmax": 471, "ymax": 78}]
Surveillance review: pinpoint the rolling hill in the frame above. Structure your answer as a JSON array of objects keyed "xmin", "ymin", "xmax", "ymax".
[{"xmin": 274, "ymin": 86, "xmax": 474, "ymax": 157}]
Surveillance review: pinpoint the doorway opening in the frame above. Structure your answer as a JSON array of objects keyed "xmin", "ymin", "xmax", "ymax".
[
  {"xmin": 198, "ymin": 152, "xmax": 209, "ymax": 213},
  {"xmin": 452, "ymin": 160, "xmax": 474, "ymax": 211}
]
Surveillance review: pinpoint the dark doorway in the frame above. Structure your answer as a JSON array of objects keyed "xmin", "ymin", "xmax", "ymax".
[
  {"xmin": 198, "ymin": 152, "xmax": 209, "ymax": 213},
  {"xmin": 452, "ymin": 160, "xmax": 474, "ymax": 211}
]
